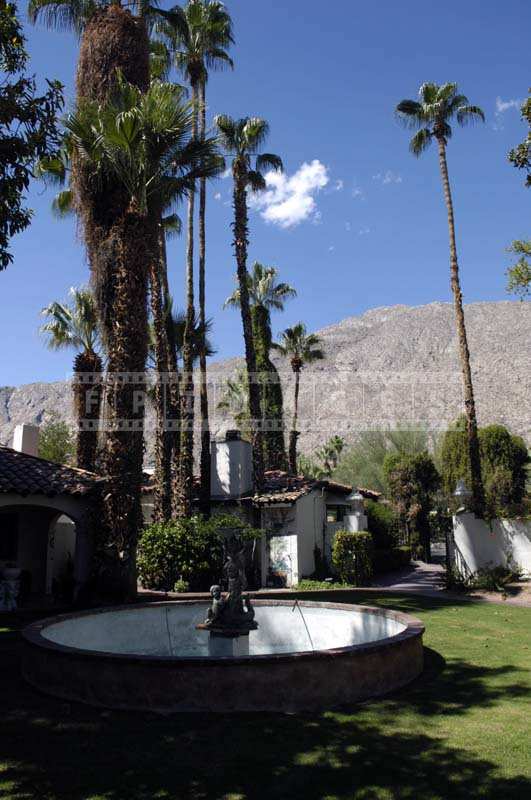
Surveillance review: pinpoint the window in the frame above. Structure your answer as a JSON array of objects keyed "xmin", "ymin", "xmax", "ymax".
[
  {"xmin": 326, "ymin": 505, "xmax": 346, "ymax": 524},
  {"xmin": 0, "ymin": 513, "xmax": 18, "ymax": 561}
]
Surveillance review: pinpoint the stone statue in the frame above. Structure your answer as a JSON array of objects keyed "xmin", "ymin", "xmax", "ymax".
[
  {"xmin": 204, "ymin": 585, "xmax": 226, "ymax": 627},
  {"xmin": 197, "ymin": 531, "xmax": 257, "ymax": 634}
]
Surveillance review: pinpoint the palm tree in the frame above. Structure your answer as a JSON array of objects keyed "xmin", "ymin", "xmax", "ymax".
[
  {"xmin": 217, "ymin": 368, "xmax": 251, "ymax": 441},
  {"xmin": 215, "ymin": 115, "xmax": 283, "ymax": 489},
  {"xmin": 157, "ymin": 1, "xmax": 233, "ymax": 515},
  {"xmin": 396, "ymin": 82, "xmax": 486, "ymax": 515},
  {"xmin": 65, "ymin": 77, "xmax": 222, "ymax": 595},
  {"xmin": 273, "ymin": 323, "xmax": 324, "ymax": 474},
  {"xmin": 40, "ymin": 287, "xmax": 103, "ymax": 472},
  {"xmin": 28, "ymin": 1, "xmax": 152, "ymax": 328},
  {"xmin": 224, "ymin": 261, "xmax": 296, "ymax": 470}
]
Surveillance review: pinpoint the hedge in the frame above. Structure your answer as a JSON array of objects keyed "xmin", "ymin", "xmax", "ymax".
[
  {"xmin": 331, "ymin": 531, "xmax": 373, "ymax": 586},
  {"xmin": 372, "ymin": 546, "xmax": 412, "ymax": 574}
]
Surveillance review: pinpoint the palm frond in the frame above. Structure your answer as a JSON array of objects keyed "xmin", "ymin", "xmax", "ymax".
[
  {"xmin": 256, "ymin": 153, "xmax": 283, "ymax": 174},
  {"xmin": 419, "ymin": 82, "xmax": 440, "ymax": 105},
  {"xmin": 395, "ymin": 99, "xmax": 423, "ymax": 128},
  {"xmin": 27, "ymin": 0, "xmax": 98, "ymax": 34},
  {"xmin": 409, "ymin": 128, "xmax": 432, "ymax": 157},
  {"xmin": 456, "ymin": 104, "xmax": 485, "ymax": 126},
  {"xmin": 247, "ymin": 170, "xmax": 266, "ymax": 192},
  {"xmin": 52, "ymin": 189, "xmax": 74, "ymax": 217}
]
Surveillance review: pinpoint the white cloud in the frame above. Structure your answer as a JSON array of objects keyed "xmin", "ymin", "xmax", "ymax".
[
  {"xmin": 358, "ymin": 227, "xmax": 370, "ymax": 236},
  {"xmin": 493, "ymin": 96, "xmax": 522, "ymax": 131},
  {"xmin": 214, "ymin": 192, "xmax": 222, "ymax": 201},
  {"xmin": 495, "ymin": 96, "xmax": 521, "ymax": 114},
  {"xmin": 221, "ymin": 167, "xmax": 232, "ymax": 179},
  {"xmin": 334, "ymin": 179, "xmax": 344, "ymax": 191},
  {"xmin": 345, "ymin": 221, "xmax": 352, "ymax": 231},
  {"xmin": 373, "ymin": 170, "xmax": 402, "ymax": 185},
  {"xmin": 352, "ymin": 184, "xmax": 364, "ymax": 199},
  {"xmin": 249, "ymin": 159, "xmax": 329, "ymax": 228}
]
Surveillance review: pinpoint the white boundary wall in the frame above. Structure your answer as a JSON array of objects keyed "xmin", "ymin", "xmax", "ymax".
[{"xmin": 452, "ymin": 512, "xmax": 531, "ymax": 578}]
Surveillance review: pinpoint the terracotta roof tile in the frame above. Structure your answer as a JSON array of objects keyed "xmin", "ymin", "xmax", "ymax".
[{"xmin": 0, "ymin": 446, "xmax": 103, "ymax": 497}]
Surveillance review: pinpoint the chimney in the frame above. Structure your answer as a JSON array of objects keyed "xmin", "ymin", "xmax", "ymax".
[
  {"xmin": 12, "ymin": 423, "xmax": 40, "ymax": 457},
  {"xmin": 210, "ymin": 430, "xmax": 253, "ymax": 498}
]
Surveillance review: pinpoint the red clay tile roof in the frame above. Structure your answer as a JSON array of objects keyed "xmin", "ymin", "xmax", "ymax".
[
  {"xmin": 250, "ymin": 470, "xmax": 380, "ymax": 506},
  {"xmin": 0, "ymin": 446, "xmax": 104, "ymax": 497}
]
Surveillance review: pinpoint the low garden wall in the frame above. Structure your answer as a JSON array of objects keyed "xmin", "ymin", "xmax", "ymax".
[{"xmin": 452, "ymin": 512, "xmax": 531, "ymax": 578}]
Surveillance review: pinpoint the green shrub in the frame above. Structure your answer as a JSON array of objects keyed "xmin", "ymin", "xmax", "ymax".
[
  {"xmin": 173, "ymin": 578, "xmax": 190, "ymax": 593},
  {"xmin": 372, "ymin": 546, "xmax": 411, "ymax": 574},
  {"xmin": 296, "ymin": 578, "xmax": 353, "ymax": 591},
  {"xmin": 365, "ymin": 499, "xmax": 399, "ymax": 549},
  {"xmin": 440, "ymin": 422, "xmax": 529, "ymax": 516},
  {"xmin": 137, "ymin": 514, "xmax": 261, "ymax": 592},
  {"xmin": 331, "ymin": 531, "xmax": 373, "ymax": 586}
]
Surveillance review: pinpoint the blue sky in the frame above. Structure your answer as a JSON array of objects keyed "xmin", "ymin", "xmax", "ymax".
[{"xmin": 2, "ymin": 0, "xmax": 529, "ymax": 386}]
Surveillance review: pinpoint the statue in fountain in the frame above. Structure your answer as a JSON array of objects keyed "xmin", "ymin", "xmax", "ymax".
[{"xmin": 198, "ymin": 532, "xmax": 257, "ymax": 635}]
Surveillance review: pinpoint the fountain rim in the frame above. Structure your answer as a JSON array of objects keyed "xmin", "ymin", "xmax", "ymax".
[{"xmin": 22, "ymin": 599, "xmax": 424, "ymax": 665}]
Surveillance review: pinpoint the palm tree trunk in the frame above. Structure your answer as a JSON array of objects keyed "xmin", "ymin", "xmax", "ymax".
[
  {"xmin": 178, "ymin": 85, "xmax": 198, "ymax": 518},
  {"xmin": 149, "ymin": 226, "xmax": 172, "ymax": 522},
  {"xmin": 252, "ymin": 306, "xmax": 287, "ymax": 471},
  {"xmin": 437, "ymin": 137, "xmax": 485, "ymax": 516},
  {"xmin": 198, "ymin": 79, "xmax": 211, "ymax": 516},
  {"xmin": 73, "ymin": 349, "xmax": 102, "ymax": 472},
  {"xmin": 101, "ymin": 210, "xmax": 152, "ymax": 600},
  {"xmin": 157, "ymin": 227, "xmax": 182, "ymax": 517},
  {"xmin": 232, "ymin": 163, "xmax": 264, "ymax": 490},
  {"xmin": 289, "ymin": 368, "xmax": 301, "ymax": 474}
]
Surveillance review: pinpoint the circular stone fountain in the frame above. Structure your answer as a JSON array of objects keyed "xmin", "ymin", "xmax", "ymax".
[{"xmin": 22, "ymin": 600, "xmax": 424, "ymax": 712}]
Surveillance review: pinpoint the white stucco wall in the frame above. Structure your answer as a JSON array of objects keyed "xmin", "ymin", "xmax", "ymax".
[
  {"xmin": 453, "ymin": 512, "xmax": 531, "ymax": 578},
  {"xmin": 296, "ymin": 492, "xmax": 325, "ymax": 578}
]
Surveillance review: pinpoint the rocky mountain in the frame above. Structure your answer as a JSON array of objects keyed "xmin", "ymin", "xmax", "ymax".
[{"xmin": 1, "ymin": 301, "xmax": 529, "ymax": 458}]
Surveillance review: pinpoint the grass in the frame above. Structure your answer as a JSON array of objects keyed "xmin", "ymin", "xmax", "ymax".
[{"xmin": 1, "ymin": 592, "xmax": 530, "ymax": 800}]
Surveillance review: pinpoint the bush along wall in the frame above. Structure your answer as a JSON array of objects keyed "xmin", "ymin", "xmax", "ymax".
[
  {"xmin": 137, "ymin": 514, "xmax": 262, "ymax": 592},
  {"xmin": 331, "ymin": 531, "xmax": 373, "ymax": 586},
  {"xmin": 440, "ymin": 421, "xmax": 529, "ymax": 518}
]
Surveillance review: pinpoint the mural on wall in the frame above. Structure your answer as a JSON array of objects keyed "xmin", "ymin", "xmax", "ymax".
[{"xmin": 267, "ymin": 533, "xmax": 294, "ymax": 587}]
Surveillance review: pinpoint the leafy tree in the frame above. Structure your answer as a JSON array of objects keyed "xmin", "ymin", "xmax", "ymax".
[
  {"xmin": 396, "ymin": 82, "xmax": 486, "ymax": 516},
  {"xmin": 215, "ymin": 114, "xmax": 283, "ymax": 489},
  {"xmin": 157, "ymin": 0, "xmax": 234, "ymax": 516},
  {"xmin": 506, "ymin": 239, "xmax": 531, "ymax": 299},
  {"xmin": 40, "ymin": 286, "xmax": 102, "ymax": 472},
  {"xmin": 440, "ymin": 421, "xmax": 529, "ymax": 517},
  {"xmin": 38, "ymin": 416, "xmax": 75, "ymax": 465},
  {"xmin": 508, "ymin": 90, "xmax": 530, "ymax": 187},
  {"xmin": 383, "ymin": 451, "xmax": 440, "ymax": 560},
  {"xmin": 272, "ymin": 323, "xmax": 324, "ymax": 473},
  {"xmin": 225, "ymin": 262, "xmax": 296, "ymax": 470},
  {"xmin": 0, "ymin": 1, "xmax": 63, "ymax": 269},
  {"xmin": 333, "ymin": 427, "xmax": 439, "ymax": 494}
]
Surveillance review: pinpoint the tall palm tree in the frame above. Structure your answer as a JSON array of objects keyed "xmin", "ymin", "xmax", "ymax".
[
  {"xmin": 273, "ymin": 323, "xmax": 325, "ymax": 474},
  {"xmin": 224, "ymin": 261, "xmax": 296, "ymax": 470},
  {"xmin": 157, "ymin": 0, "xmax": 234, "ymax": 516},
  {"xmin": 396, "ymin": 82, "xmax": 486, "ymax": 515},
  {"xmin": 65, "ymin": 77, "xmax": 221, "ymax": 595},
  {"xmin": 215, "ymin": 115, "xmax": 283, "ymax": 490},
  {"xmin": 40, "ymin": 287, "xmax": 103, "ymax": 472}
]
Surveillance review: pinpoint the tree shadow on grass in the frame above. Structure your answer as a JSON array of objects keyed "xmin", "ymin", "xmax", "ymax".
[{"xmin": 1, "ymin": 638, "xmax": 530, "ymax": 800}]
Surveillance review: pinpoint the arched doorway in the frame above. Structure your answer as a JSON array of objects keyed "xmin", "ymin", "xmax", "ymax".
[{"xmin": 46, "ymin": 513, "xmax": 77, "ymax": 597}]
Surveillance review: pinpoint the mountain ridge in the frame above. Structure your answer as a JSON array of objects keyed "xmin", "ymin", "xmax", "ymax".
[{"xmin": 1, "ymin": 301, "xmax": 529, "ymax": 454}]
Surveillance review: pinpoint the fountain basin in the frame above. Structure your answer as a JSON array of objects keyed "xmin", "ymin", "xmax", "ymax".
[{"xmin": 22, "ymin": 600, "xmax": 424, "ymax": 712}]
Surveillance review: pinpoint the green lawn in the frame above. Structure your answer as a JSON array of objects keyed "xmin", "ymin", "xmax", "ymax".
[{"xmin": 1, "ymin": 593, "xmax": 530, "ymax": 800}]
